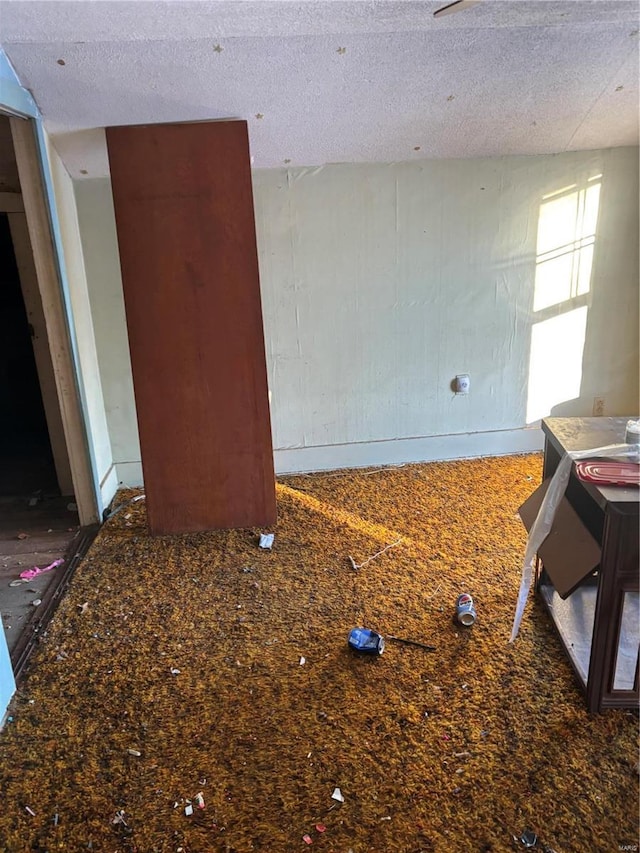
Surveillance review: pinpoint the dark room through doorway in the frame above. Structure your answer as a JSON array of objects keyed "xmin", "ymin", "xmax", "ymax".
[{"xmin": 0, "ymin": 212, "xmax": 57, "ymax": 497}]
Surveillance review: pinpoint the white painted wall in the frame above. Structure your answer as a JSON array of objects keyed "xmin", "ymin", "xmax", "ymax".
[
  {"xmin": 73, "ymin": 178, "xmax": 140, "ymax": 486},
  {"xmin": 46, "ymin": 139, "xmax": 117, "ymax": 505},
  {"xmin": 75, "ymin": 147, "xmax": 639, "ymax": 483}
]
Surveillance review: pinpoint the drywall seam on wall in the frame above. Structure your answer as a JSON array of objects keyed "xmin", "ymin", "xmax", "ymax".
[
  {"xmin": 115, "ymin": 425, "xmax": 543, "ymax": 484},
  {"xmin": 75, "ymin": 147, "xmax": 639, "ymax": 482},
  {"xmin": 274, "ymin": 426, "xmax": 544, "ymax": 474}
]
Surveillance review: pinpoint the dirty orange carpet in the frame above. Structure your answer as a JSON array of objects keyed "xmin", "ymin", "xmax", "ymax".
[{"xmin": 0, "ymin": 455, "xmax": 637, "ymax": 852}]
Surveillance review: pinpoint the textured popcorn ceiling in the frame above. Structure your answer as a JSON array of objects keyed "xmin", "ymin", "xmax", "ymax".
[{"xmin": 1, "ymin": 0, "xmax": 638, "ymax": 178}]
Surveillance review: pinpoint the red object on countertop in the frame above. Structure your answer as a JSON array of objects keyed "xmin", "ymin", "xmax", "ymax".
[{"xmin": 575, "ymin": 460, "xmax": 640, "ymax": 487}]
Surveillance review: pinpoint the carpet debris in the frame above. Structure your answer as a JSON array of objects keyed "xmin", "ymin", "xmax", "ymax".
[
  {"xmin": 258, "ymin": 532, "xmax": 275, "ymax": 549},
  {"xmin": 0, "ymin": 455, "xmax": 636, "ymax": 851},
  {"xmin": 347, "ymin": 536, "xmax": 402, "ymax": 570}
]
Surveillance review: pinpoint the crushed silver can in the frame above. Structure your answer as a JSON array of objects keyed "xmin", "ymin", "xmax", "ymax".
[{"xmin": 456, "ymin": 593, "xmax": 476, "ymax": 626}]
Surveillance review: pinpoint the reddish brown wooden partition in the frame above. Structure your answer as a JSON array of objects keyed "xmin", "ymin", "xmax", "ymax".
[{"xmin": 106, "ymin": 121, "xmax": 276, "ymax": 535}]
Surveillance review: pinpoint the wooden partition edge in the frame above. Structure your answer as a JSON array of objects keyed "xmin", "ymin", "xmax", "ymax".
[{"xmin": 10, "ymin": 117, "xmax": 99, "ymax": 525}]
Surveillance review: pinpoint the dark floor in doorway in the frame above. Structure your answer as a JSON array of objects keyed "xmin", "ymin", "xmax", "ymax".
[
  {"xmin": 0, "ymin": 445, "xmax": 58, "ymax": 496},
  {"xmin": 0, "ymin": 495, "xmax": 79, "ymax": 654}
]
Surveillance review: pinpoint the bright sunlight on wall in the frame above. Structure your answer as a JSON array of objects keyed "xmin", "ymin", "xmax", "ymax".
[{"xmin": 526, "ymin": 175, "xmax": 602, "ymax": 424}]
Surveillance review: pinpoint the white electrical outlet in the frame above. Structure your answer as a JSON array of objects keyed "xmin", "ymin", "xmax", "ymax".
[
  {"xmin": 593, "ymin": 396, "xmax": 605, "ymax": 417},
  {"xmin": 454, "ymin": 374, "xmax": 470, "ymax": 395}
]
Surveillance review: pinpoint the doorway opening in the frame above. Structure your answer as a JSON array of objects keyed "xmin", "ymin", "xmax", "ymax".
[
  {"xmin": 0, "ymin": 116, "xmax": 81, "ymax": 664},
  {"xmin": 0, "ymin": 212, "xmax": 58, "ymax": 497}
]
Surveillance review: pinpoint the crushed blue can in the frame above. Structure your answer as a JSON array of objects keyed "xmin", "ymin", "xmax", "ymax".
[
  {"xmin": 348, "ymin": 627, "xmax": 385, "ymax": 655},
  {"xmin": 456, "ymin": 593, "xmax": 476, "ymax": 626}
]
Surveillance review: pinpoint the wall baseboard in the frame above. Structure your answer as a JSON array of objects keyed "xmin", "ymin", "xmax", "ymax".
[
  {"xmin": 115, "ymin": 427, "xmax": 544, "ymax": 488},
  {"xmin": 116, "ymin": 461, "xmax": 144, "ymax": 488},
  {"xmin": 273, "ymin": 427, "xmax": 544, "ymax": 474},
  {"xmin": 100, "ymin": 464, "xmax": 119, "ymax": 508}
]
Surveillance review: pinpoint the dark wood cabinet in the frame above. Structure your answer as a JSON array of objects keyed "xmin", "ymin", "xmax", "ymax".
[{"xmin": 537, "ymin": 417, "xmax": 639, "ymax": 713}]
